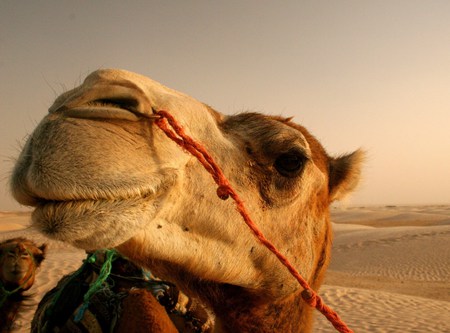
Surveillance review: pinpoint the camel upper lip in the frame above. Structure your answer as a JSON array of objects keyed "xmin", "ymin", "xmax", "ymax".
[{"xmin": 13, "ymin": 155, "xmax": 175, "ymax": 207}]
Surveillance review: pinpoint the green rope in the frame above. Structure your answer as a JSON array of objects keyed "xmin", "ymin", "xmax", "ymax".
[
  {"xmin": 73, "ymin": 249, "xmax": 118, "ymax": 323},
  {"xmin": 0, "ymin": 285, "xmax": 11, "ymax": 308},
  {"xmin": 0, "ymin": 282, "xmax": 27, "ymax": 308}
]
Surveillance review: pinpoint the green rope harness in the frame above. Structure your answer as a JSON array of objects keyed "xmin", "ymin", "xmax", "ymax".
[
  {"xmin": 38, "ymin": 249, "xmax": 179, "ymax": 331},
  {"xmin": 73, "ymin": 249, "xmax": 118, "ymax": 322},
  {"xmin": 38, "ymin": 249, "xmax": 119, "ymax": 333},
  {"xmin": 0, "ymin": 280, "xmax": 29, "ymax": 308}
]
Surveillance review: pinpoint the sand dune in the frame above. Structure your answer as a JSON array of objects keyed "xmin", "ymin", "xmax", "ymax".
[
  {"xmin": 331, "ymin": 224, "xmax": 450, "ymax": 282},
  {"xmin": 315, "ymin": 286, "xmax": 450, "ymax": 332},
  {"xmin": 331, "ymin": 205, "xmax": 450, "ymax": 227},
  {"xmin": 1, "ymin": 205, "xmax": 449, "ymax": 332},
  {"xmin": 316, "ymin": 205, "xmax": 450, "ymax": 332}
]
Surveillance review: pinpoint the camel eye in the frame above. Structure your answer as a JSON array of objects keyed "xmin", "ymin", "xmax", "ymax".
[{"xmin": 274, "ymin": 152, "xmax": 306, "ymax": 177}]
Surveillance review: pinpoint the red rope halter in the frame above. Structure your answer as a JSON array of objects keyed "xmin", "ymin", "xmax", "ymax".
[{"xmin": 153, "ymin": 110, "xmax": 353, "ymax": 333}]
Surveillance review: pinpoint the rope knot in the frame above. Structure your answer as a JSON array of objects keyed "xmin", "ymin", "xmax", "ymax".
[
  {"xmin": 216, "ymin": 185, "xmax": 232, "ymax": 200},
  {"xmin": 301, "ymin": 288, "xmax": 318, "ymax": 307}
]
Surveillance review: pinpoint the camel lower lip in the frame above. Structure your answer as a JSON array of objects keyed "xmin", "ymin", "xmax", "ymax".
[
  {"xmin": 31, "ymin": 196, "xmax": 158, "ymax": 249},
  {"xmin": 33, "ymin": 199, "xmax": 111, "ymax": 236},
  {"xmin": 33, "ymin": 197, "xmax": 143, "ymax": 227}
]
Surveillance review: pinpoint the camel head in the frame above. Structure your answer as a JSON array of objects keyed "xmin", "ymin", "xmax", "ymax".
[
  {"xmin": 11, "ymin": 69, "xmax": 363, "ymax": 331},
  {"xmin": 0, "ymin": 237, "xmax": 46, "ymax": 291}
]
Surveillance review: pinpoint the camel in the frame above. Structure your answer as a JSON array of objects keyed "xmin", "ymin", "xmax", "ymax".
[
  {"xmin": 10, "ymin": 69, "xmax": 364, "ymax": 332},
  {"xmin": 32, "ymin": 249, "xmax": 212, "ymax": 332},
  {"xmin": 0, "ymin": 237, "xmax": 46, "ymax": 332}
]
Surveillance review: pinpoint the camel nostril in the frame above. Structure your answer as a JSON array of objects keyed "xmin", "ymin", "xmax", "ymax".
[
  {"xmin": 91, "ymin": 97, "xmax": 140, "ymax": 113},
  {"xmin": 61, "ymin": 96, "xmax": 145, "ymax": 121},
  {"xmin": 61, "ymin": 105, "xmax": 141, "ymax": 121},
  {"xmin": 50, "ymin": 81, "xmax": 154, "ymax": 121}
]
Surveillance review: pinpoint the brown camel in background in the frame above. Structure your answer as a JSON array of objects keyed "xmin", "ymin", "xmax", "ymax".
[{"xmin": 0, "ymin": 237, "xmax": 46, "ymax": 332}]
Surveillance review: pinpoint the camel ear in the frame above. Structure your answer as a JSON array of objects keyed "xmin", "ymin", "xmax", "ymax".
[
  {"xmin": 329, "ymin": 149, "xmax": 365, "ymax": 201},
  {"xmin": 34, "ymin": 244, "xmax": 47, "ymax": 266}
]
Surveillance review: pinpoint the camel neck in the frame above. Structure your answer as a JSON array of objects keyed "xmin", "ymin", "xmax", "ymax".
[
  {"xmin": 210, "ymin": 286, "xmax": 313, "ymax": 333},
  {"xmin": 0, "ymin": 294, "xmax": 25, "ymax": 333}
]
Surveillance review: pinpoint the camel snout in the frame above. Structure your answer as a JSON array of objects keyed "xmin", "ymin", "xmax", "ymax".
[{"xmin": 49, "ymin": 70, "xmax": 155, "ymax": 121}]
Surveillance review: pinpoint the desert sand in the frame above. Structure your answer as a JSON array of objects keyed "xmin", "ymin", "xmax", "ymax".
[{"xmin": 1, "ymin": 205, "xmax": 449, "ymax": 332}]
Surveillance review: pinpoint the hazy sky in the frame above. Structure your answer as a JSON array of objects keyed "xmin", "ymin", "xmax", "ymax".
[{"xmin": 1, "ymin": 1, "xmax": 449, "ymax": 211}]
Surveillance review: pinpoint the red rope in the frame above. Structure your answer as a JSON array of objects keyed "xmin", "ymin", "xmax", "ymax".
[{"xmin": 154, "ymin": 110, "xmax": 354, "ymax": 333}]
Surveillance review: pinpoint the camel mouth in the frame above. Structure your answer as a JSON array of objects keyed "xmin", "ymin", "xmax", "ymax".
[
  {"xmin": 13, "ymin": 153, "xmax": 177, "ymax": 249},
  {"xmin": 23, "ymin": 182, "xmax": 161, "ymax": 208},
  {"xmin": 10, "ymin": 269, "xmax": 27, "ymax": 277},
  {"xmin": 32, "ymin": 195, "xmax": 151, "ymax": 228}
]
